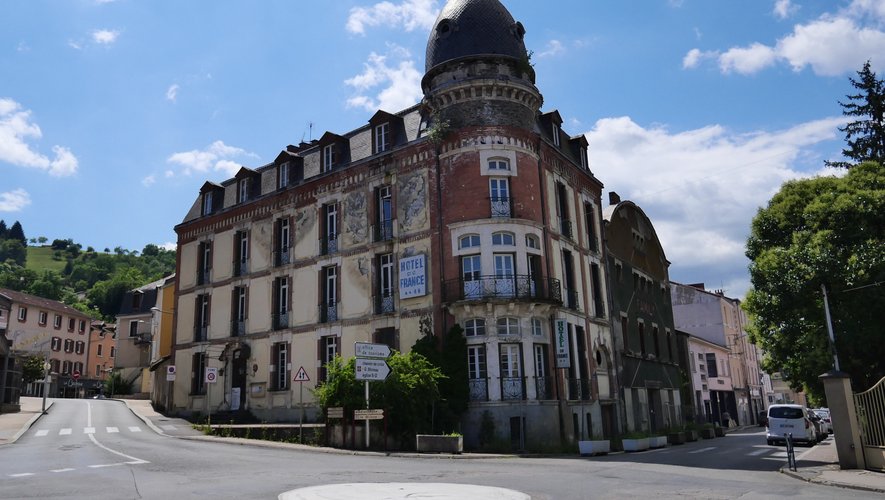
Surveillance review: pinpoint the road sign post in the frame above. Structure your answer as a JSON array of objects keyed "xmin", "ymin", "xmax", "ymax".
[
  {"xmin": 205, "ymin": 367, "xmax": 218, "ymax": 426},
  {"xmin": 354, "ymin": 342, "xmax": 392, "ymax": 449},
  {"xmin": 293, "ymin": 366, "xmax": 310, "ymax": 443}
]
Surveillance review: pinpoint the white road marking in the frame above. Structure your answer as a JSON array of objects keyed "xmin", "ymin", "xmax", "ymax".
[
  {"xmin": 748, "ymin": 449, "xmax": 768, "ymax": 456},
  {"xmin": 128, "ymin": 426, "xmax": 141, "ymax": 432},
  {"xmin": 688, "ymin": 447, "xmax": 717, "ymax": 454},
  {"xmin": 84, "ymin": 427, "xmax": 96, "ymax": 434},
  {"xmin": 59, "ymin": 428, "xmax": 72, "ymax": 435},
  {"xmin": 51, "ymin": 468, "xmax": 76, "ymax": 473},
  {"xmin": 89, "ymin": 463, "xmax": 123, "ymax": 469},
  {"xmin": 85, "ymin": 403, "xmax": 150, "ymax": 466},
  {"xmin": 9, "ymin": 473, "xmax": 35, "ymax": 477},
  {"xmin": 106, "ymin": 427, "xmax": 119, "ymax": 433},
  {"xmin": 35, "ymin": 430, "xmax": 48, "ymax": 437},
  {"xmin": 161, "ymin": 425, "xmax": 177, "ymax": 431}
]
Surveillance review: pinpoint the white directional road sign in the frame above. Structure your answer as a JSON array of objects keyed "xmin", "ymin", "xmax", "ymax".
[
  {"xmin": 355, "ymin": 342, "xmax": 391, "ymax": 359},
  {"xmin": 354, "ymin": 409, "xmax": 385, "ymax": 420},
  {"xmin": 355, "ymin": 358, "xmax": 391, "ymax": 381}
]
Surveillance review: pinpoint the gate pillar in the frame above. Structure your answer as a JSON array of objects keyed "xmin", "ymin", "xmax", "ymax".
[{"xmin": 820, "ymin": 371, "xmax": 865, "ymax": 469}]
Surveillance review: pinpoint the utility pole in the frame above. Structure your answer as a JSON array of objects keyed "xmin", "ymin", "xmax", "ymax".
[{"xmin": 820, "ymin": 284, "xmax": 841, "ymax": 372}]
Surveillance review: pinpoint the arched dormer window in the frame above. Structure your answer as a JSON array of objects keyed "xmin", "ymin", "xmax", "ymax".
[{"xmin": 459, "ymin": 234, "xmax": 480, "ymax": 249}]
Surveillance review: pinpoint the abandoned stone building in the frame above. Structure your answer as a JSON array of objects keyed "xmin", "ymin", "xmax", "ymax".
[{"xmin": 172, "ymin": 0, "xmax": 618, "ymax": 449}]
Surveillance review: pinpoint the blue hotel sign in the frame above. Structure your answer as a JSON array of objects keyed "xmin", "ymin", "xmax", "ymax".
[{"xmin": 399, "ymin": 254, "xmax": 427, "ymax": 299}]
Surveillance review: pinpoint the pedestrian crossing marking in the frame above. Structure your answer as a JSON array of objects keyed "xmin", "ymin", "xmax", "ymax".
[
  {"xmin": 128, "ymin": 427, "xmax": 141, "ymax": 432},
  {"xmin": 688, "ymin": 446, "xmax": 716, "ymax": 454},
  {"xmin": 35, "ymin": 430, "xmax": 48, "ymax": 437},
  {"xmin": 59, "ymin": 428, "xmax": 71, "ymax": 435},
  {"xmin": 106, "ymin": 427, "xmax": 119, "ymax": 433},
  {"xmin": 84, "ymin": 427, "xmax": 95, "ymax": 434},
  {"xmin": 748, "ymin": 449, "xmax": 768, "ymax": 456}
]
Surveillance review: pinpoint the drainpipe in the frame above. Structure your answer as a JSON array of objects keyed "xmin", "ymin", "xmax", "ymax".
[{"xmin": 434, "ymin": 137, "xmax": 448, "ymax": 338}]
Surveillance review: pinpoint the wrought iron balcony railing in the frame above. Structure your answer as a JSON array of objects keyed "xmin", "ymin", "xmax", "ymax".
[
  {"xmin": 272, "ymin": 312, "xmax": 288, "ymax": 331},
  {"xmin": 233, "ymin": 259, "xmax": 249, "ymax": 277},
  {"xmin": 374, "ymin": 219, "xmax": 393, "ymax": 242},
  {"xmin": 274, "ymin": 248, "xmax": 290, "ymax": 267},
  {"xmin": 319, "ymin": 302, "xmax": 339, "ymax": 323},
  {"xmin": 193, "ymin": 325, "xmax": 208, "ymax": 342},
  {"xmin": 535, "ymin": 376, "xmax": 553, "ymax": 400},
  {"xmin": 321, "ymin": 236, "xmax": 338, "ymax": 255},
  {"xmin": 501, "ymin": 376, "xmax": 526, "ymax": 401},
  {"xmin": 469, "ymin": 378, "xmax": 488, "ymax": 402},
  {"xmin": 443, "ymin": 275, "xmax": 562, "ymax": 304},
  {"xmin": 230, "ymin": 319, "xmax": 245, "ymax": 337},
  {"xmin": 559, "ymin": 217, "xmax": 573, "ymax": 239},
  {"xmin": 564, "ymin": 289, "xmax": 581, "ymax": 311},
  {"xmin": 197, "ymin": 268, "xmax": 211, "ymax": 286},
  {"xmin": 374, "ymin": 292, "xmax": 395, "ymax": 315},
  {"xmin": 489, "ymin": 196, "xmax": 512, "ymax": 218},
  {"xmin": 568, "ymin": 378, "xmax": 592, "ymax": 401}
]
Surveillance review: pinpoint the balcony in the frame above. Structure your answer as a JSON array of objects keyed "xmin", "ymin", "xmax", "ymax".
[
  {"xmin": 559, "ymin": 217, "xmax": 573, "ymax": 239},
  {"xmin": 230, "ymin": 320, "xmax": 245, "ymax": 337},
  {"xmin": 319, "ymin": 302, "xmax": 339, "ymax": 323},
  {"xmin": 489, "ymin": 196, "xmax": 512, "ymax": 218},
  {"xmin": 197, "ymin": 268, "xmax": 211, "ymax": 286},
  {"xmin": 443, "ymin": 275, "xmax": 562, "ymax": 304},
  {"xmin": 274, "ymin": 248, "xmax": 290, "ymax": 267},
  {"xmin": 374, "ymin": 293, "xmax": 395, "ymax": 315},
  {"xmin": 469, "ymin": 378, "xmax": 488, "ymax": 401},
  {"xmin": 272, "ymin": 312, "xmax": 288, "ymax": 331},
  {"xmin": 321, "ymin": 236, "xmax": 338, "ymax": 256},
  {"xmin": 501, "ymin": 377, "xmax": 526, "ymax": 401},
  {"xmin": 564, "ymin": 289, "xmax": 581, "ymax": 311},
  {"xmin": 133, "ymin": 333, "xmax": 152, "ymax": 346},
  {"xmin": 233, "ymin": 259, "xmax": 249, "ymax": 277},
  {"xmin": 374, "ymin": 219, "xmax": 393, "ymax": 242},
  {"xmin": 535, "ymin": 376, "xmax": 553, "ymax": 400},
  {"xmin": 567, "ymin": 378, "xmax": 592, "ymax": 401}
]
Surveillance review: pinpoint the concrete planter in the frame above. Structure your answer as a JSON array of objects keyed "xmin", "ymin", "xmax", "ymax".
[
  {"xmin": 667, "ymin": 431, "xmax": 686, "ymax": 445},
  {"xmin": 416, "ymin": 434, "xmax": 463, "ymax": 454},
  {"xmin": 649, "ymin": 435, "xmax": 669, "ymax": 448},
  {"xmin": 685, "ymin": 430, "xmax": 699, "ymax": 442},
  {"xmin": 622, "ymin": 437, "xmax": 650, "ymax": 452},
  {"xmin": 714, "ymin": 426, "xmax": 725, "ymax": 437},
  {"xmin": 578, "ymin": 440, "xmax": 611, "ymax": 456},
  {"xmin": 700, "ymin": 428, "xmax": 716, "ymax": 439}
]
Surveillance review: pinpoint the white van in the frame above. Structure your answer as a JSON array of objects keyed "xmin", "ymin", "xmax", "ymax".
[{"xmin": 766, "ymin": 404, "xmax": 817, "ymax": 446}]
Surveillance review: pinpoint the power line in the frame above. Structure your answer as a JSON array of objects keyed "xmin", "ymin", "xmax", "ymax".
[{"xmin": 839, "ymin": 281, "xmax": 884, "ymax": 293}]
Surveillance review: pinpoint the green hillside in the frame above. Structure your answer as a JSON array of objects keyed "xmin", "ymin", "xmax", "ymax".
[{"xmin": 26, "ymin": 246, "xmax": 68, "ymax": 273}]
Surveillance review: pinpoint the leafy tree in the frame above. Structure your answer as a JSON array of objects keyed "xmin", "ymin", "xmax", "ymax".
[
  {"xmin": 0, "ymin": 239, "xmax": 27, "ymax": 267},
  {"xmin": 87, "ymin": 266, "xmax": 146, "ymax": 319},
  {"xmin": 313, "ymin": 351, "xmax": 444, "ymax": 443},
  {"xmin": 142, "ymin": 243, "xmax": 160, "ymax": 256},
  {"xmin": 104, "ymin": 371, "xmax": 134, "ymax": 396},
  {"xmin": 412, "ymin": 322, "xmax": 468, "ymax": 433},
  {"xmin": 0, "ymin": 262, "xmax": 36, "ymax": 290},
  {"xmin": 22, "ymin": 355, "xmax": 47, "ymax": 385},
  {"xmin": 51, "ymin": 239, "xmax": 69, "ymax": 250},
  {"xmin": 8, "ymin": 221, "xmax": 26, "ymax": 246},
  {"xmin": 827, "ymin": 61, "xmax": 885, "ymax": 169},
  {"xmin": 37, "ymin": 236, "xmax": 48, "ymax": 245},
  {"xmin": 27, "ymin": 270, "xmax": 67, "ymax": 301},
  {"xmin": 745, "ymin": 162, "xmax": 885, "ymax": 400}
]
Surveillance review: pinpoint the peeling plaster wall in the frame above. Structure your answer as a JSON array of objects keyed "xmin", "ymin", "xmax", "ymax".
[
  {"xmin": 293, "ymin": 207, "xmax": 317, "ymax": 259},
  {"xmin": 343, "ymin": 191, "xmax": 368, "ymax": 247},
  {"xmin": 397, "ymin": 171, "xmax": 429, "ymax": 233}
]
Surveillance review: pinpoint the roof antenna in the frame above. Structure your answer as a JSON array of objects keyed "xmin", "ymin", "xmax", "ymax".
[{"xmin": 309, "ymin": 121, "xmax": 314, "ymax": 141}]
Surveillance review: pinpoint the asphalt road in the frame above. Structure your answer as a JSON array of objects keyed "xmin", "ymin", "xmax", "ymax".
[{"xmin": 0, "ymin": 400, "xmax": 874, "ymax": 499}]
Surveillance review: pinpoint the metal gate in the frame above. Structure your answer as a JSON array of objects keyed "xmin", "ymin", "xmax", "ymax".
[{"xmin": 854, "ymin": 376, "xmax": 885, "ymax": 472}]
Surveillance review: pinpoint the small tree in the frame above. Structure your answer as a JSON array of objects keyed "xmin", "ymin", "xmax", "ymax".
[
  {"xmin": 827, "ymin": 61, "xmax": 885, "ymax": 168},
  {"xmin": 22, "ymin": 355, "xmax": 47, "ymax": 385},
  {"xmin": 8, "ymin": 221, "xmax": 26, "ymax": 246}
]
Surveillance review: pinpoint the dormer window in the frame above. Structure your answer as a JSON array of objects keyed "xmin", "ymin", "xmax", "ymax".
[
  {"xmin": 552, "ymin": 123, "xmax": 560, "ymax": 147},
  {"xmin": 238, "ymin": 178, "xmax": 250, "ymax": 203},
  {"xmin": 579, "ymin": 147, "xmax": 588, "ymax": 169},
  {"xmin": 202, "ymin": 192, "xmax": 213, "ymax": 216},
  {"xmin": 323, "ymin": 144, "xmax": 336, "ymax": 172},
  {"xmin": 375, "ymin": 122, "xmax": 390, "ymax": 153},
  {"xmin": 278, "ymin": 162, "xmax": 290, "ymax": 189}
]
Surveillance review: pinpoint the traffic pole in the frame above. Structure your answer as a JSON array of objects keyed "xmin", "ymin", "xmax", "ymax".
[
  {"xmin": 365, "ymin": 380, "xmax": 370, "ymax": 449},
  {"xmin": 299, "ymin": 381, "xmax": 304, "ymax": 443}
]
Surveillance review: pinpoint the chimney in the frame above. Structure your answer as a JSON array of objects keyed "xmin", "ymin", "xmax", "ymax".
[{"xmin": 608, "ymin": 191, "xmax": 621, "ymax": 205}]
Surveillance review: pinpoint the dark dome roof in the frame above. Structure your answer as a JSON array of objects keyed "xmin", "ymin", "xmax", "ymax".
[{"xmin": 425, "ymin": 0, "xmax": 528, "ymax": 73}]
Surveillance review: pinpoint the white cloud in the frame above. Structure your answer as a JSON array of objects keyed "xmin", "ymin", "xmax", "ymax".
[
  {"xmin": 687, "ymin": 1, "xmax": 885, "ymax": 76},
  {"xmin": 0, "ymin": 189, "xmax": 31, "ymax": 212},
  {"xmin": 682, "ymin": 48, "xmax": 717, "ymax": 69},
  {"xmin": 166, "ymin": 140, "xmax": 256, "ymax": 178},
  {"xmin": 16, "ymin": 41, "xmax": 30, "ymax": 52},
  {"xmin": 160, "ymin": 242, "xmax": 176, "ymax": 251},
  {"xmin": 166, "ymin": 84, "xmax": 179, "ymax": 102},
  {"xmin": 142, "ymin": 175, "xmax": 156, "ymax": 187},
  {"xmin": 585, "ymin": 115, "xmax": 846, "ymax": 298},
  {"xmin": 68, "ymin": 40, "xmax": 82, "ymax": 50},
  {"xmin": 345, "ymin": 46, "xmax": 422, "ymax": 112},
  {"xmin": 719, "ymin": 43, "xmax": 777, "ymax": 74},
  {"xmin": 537, "ymin": 40, "xmax": 565, "ymax": 58},
  {"xmin": 346, "ymin": 0, "xmax": 439, "ymax": 35},
  {"xmin": 92, "ymin": 29, "xmax": 120, "ymax": 45},
  {"xmin": 773, "ymin": 0, "xmax": 797, "ymax": 20},
  {"xmin": 0, "ymin": 98, "xmax": 79, "ymax": 177}
]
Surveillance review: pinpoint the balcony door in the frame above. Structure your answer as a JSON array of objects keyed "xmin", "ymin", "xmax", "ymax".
[
  {"xmin": 461, "ymin": 255, "xmax": 482, "ymax": 299},
  {"xmin": 489, "ymin": 178, "xmax": 511, "ymax": 217},
  {"xmin": 494, "ymin": 253, "xmax": 515, "ymax": 297}
]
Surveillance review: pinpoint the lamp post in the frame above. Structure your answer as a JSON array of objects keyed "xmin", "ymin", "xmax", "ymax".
[{"xmin": 150, "ymin": 306, "xmax": 174, "ymax": 413}]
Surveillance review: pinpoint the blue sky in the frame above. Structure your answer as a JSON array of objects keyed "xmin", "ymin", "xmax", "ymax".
[{"xmin": 2, "ymin": 0, "xmax": 883, "ymax": 298}]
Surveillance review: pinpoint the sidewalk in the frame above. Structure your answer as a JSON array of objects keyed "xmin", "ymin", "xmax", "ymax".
[{"xmin": 3, "ymin": 398, "xmax": 884, "ymax": 493}]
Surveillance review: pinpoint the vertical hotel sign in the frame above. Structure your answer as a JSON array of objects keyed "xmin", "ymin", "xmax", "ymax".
[
  {"xmin": 399, "ymin": 254, "xmax": 427, "ymax": 299},
  {"xmin": 555, "ymin": 319, "xmax": 570, "ymax": 368}
]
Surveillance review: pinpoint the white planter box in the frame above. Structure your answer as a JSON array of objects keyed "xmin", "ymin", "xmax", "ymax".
[
  {"xmin": 622, "ymin": 437, "xmax": 650, "ymax": 452},
  {"xmin": 578, "ymin": 440, "xmax": 611, "ymax": 456},
  {"xmin": 649, "ymin": 435, "xmax": 668, "ymax": 448},
  {"xmin": 415, "ymin": 434, "xmax": 463, "ymax": 454}
]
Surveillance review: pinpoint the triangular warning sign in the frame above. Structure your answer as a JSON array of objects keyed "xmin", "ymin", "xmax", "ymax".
[{"xmin": 293, "ymin": 366, "xmax": 310, "ymax": 382}]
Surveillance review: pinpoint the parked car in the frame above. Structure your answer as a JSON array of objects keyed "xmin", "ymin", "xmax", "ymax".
[
  {"xmin": 766, "ymin": 404, "xmax": 817, "ymax": 446},
  {"xmin": 812, "ymin": 408, "xmax": 833, "ymax": 434},
  {"xmin": 758, "ymin": 410, "xmax": 768, "ymax": 427},
  {"xmin": 809, "ymin": 413, "xmax": 828, "ymax": 442}
]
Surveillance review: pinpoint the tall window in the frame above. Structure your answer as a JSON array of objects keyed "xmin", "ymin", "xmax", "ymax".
[
  {"xmin": 323, "ymin": 203, "xmax": 338, "ymax": 254},
  {"xmin": 38, "ymin": 311, "xmax": 47, "ymax": 325},
  {"xmin": 110, "ymin": 346, "xmax": 116, "ymax": 358},
  {"xmin": 271, "ymin": 342, "xmax": 290, "ymax": 391},
  {"xmin": 323, "ymin": 145, "xmax": 335, "ymax": 172},
  {"xmin": 202, "ymin": 191, "xmax": 213, "ymax": 216},
  {"xmin": 461, "ymin": 254, "xmax": 482, "ymax": 299},
  {"xmin": 192, "ymin": 352, "xmax": 206, "ymax": 395},
  {"xmin": 562, "ymin": 250, "xmax": 577, "ymax": 310},
  {"xmin": 467, "ymin": 345, "xmax": 487, "ymax": 401},
  {"xmin": 278, "ymin": 162, "xmax": 290, "ymax": 189},
  {"xmin": 552, "ymin": 123, "xmax": 561, "ymax": 147},
  {"xmin": 534, "ymin": 344, "xmax": 550, "ymax": 399},
  {"xmin": 232, "ymin": 286, "xmax": 247, "ymax": 336},
  {"xmin": 275, "ymin": 218, "xmax": 290, "ymax": 266},
  {"xmin": 198, "ymin": 240, "xmax": 212, "ymax": 285},
  {"xmin": 494, "ymin": 253, "xmax": 515, "ymax": 297},
  {"xmin": 321, "ymin": 266, "xmax": 338, "ymax": 322},
  {"xmin": 500, "ymin": 344, "xmax": 523, "ymax": 400},
  {"xmin": 195, "ymin": 294, "xmax": 209, "ymax": 341},
  {"xmin": 320, "ymin": 336, "xmax": 338, "ymax": 382},
  {"xmin": 273, "ymin": 277, "xmax": 289, "ymax": 330},
  {"xmin": 489, "ymin": 178, "xmax": 511, "ymax": 217},
  {"xmin": 584, "ymin": 202, "xmax": 598, "ymax": 252},
  {"xmin": 68, "ymin": 318, "xmax": 76, "ymax": 331},
  {"xmin": 375, "ymin": 122, "xmax": 390, "ymax": 153},
  {"xmin": 377, "ymin": 254, "xmax": 394, "ymax": 314},
  {"xmin": 51, "ymin": 337, "xmax": 61, "ymax": 351},
  {"xmin": 129, "ymin": 320, "xmax": 139, "ymax": 337},
  {"xmin": 237, "ymin": 178, "xmax": 250, "ymax": 203},
  {"xmin": 75, "ymin": 341, "xmax": 85, "ymax": 355},
  {"xmin": 53, "ymin": 314, "xmax": 62, "ymax": 329},
  {"xmin": 531, "ymin": 318, "xmax": 543, "ymax": 336},
  {"xmin": 97, "ymin": 344, "xmax": 103, "ymax": 357},
  {"xmin": 638, "ymin": 322, "xmax": 646, "ymax": 356},
  {"xmin": 376, "ymin": 185, "xmax": 393, "ymax": 241},
  {"xmin": 235, "ymin": 230, "xmax": 249, "ymax": 276},
  {"xmin": 590, "ymin": 263, "xmax": 605, "ymax": 318},
  {"xmin": 706, "ymin": 353, "xmax": 718, "ymax": 377},
  {"xmin": 18, "ymin": 307, "xmax": 26, "ymax": 321},
  {"xmin": 556, "ymin": 182, "xmax": 571, "ymax": 238},
  {"xmin": 653, "ymin": 326, "xmax": 660, "ymax": 357}
]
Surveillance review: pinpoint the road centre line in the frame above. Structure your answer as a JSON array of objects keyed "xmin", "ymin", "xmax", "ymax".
[
  {"xmin": 50, "ymin": 468, "xmax": 75, "ymax": 473},
  {"xmin": 86, "ymin": 403, "xmax": 149, "ymax": 466}
]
